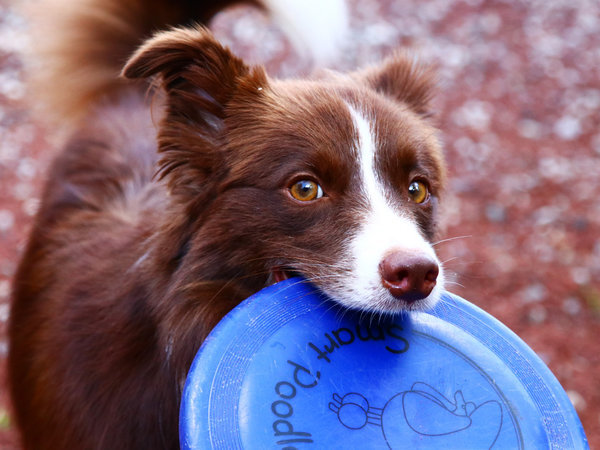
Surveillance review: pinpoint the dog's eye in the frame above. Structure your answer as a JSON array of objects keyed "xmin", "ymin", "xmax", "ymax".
[
  {"xmin": 408, "ymin": 180, "xmax": 429, "ymax": 204},
  {"xmin": 289, "ymin": 180, "xmax": 324, "ymax": 202}
]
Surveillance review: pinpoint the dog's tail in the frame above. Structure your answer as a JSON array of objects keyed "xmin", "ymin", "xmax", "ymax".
[{"xmin": 26, "ymin": 0, "xmax": 348, "ymax": 123}]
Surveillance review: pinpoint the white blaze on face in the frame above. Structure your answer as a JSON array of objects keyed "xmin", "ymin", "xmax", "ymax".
[{"xmin": 339, "ymin": 104, "xmax": 444, "ymax": 312}]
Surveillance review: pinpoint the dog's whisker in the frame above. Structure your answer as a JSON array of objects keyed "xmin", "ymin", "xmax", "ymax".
[
  {"xmin": 432, "ymin": 235, "xmax": 472, "ymax": 247},
  {"xmin": 441, "ymin": 256, "xmax": 461, "ymax": 265}
]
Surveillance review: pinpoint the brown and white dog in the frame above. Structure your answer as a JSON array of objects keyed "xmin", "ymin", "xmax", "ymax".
[{"xmin": 9, "ymin": 0, "xmax": 446, "ymax": 448}]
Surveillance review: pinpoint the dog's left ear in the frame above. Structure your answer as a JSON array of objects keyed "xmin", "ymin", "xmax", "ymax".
[
  {"xmin": 122, "ymin": 26, "xmax": 267, "ymax": 199},
  {"xmin": 357, "ymin": 53, "xmax": 436, "ymax": 117}
]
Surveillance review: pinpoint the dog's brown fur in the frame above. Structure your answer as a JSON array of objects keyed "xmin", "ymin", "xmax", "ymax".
[{"xmin": 9, "ymin": 1, "xmax": 445, "ymax": 448}]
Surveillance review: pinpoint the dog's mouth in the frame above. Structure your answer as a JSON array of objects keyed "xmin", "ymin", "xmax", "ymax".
[{"xmin": 269, "ymin": 267, "xmax": 301, "ymax": 285}]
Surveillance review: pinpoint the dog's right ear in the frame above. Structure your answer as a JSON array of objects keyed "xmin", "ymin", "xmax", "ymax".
[
  {"xmin": 122, "ymin": 26, "xmax": 267, "ymax": 198},
  {"xmin": 122, "ymin": 25, "xmax": 254, "ymax": 94}
]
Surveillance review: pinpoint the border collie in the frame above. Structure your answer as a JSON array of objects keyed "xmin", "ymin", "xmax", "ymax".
[{"xmin": 9, "ymin": 0, "xmax": 446, "ymax": 448}]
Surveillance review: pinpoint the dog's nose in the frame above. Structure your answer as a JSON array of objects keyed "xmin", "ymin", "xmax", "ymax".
[{"xmin": 379, "ymin": 251, "xmax": 439, "ymax": 302}]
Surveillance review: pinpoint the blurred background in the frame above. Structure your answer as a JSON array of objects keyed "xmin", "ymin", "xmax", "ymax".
[{"xmin": 0, "ymin": 0, "xmax": 599, "ymax": 447}]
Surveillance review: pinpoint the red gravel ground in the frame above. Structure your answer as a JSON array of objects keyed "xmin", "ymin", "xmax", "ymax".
[{"xmin": 1, "ymin": 0, "xmax": 599, "ymax": 447}]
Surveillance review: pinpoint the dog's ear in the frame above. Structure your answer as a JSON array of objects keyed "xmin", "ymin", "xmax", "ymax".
[
  {"xmin": 357, "ymin": 53, "xmax": 435, "ymax": 117},
  {"xmin": 122, "ymin": 25, "xmax": 255, "ymax": 94},
  {"xmin": 122, "ymin": 26, "xmax": 267, "ymax": 199}
]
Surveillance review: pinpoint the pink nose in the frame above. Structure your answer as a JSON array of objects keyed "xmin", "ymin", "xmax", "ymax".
[{"xmin": 379, "ymin": 251, "xmax": 439, "ymax": 303}]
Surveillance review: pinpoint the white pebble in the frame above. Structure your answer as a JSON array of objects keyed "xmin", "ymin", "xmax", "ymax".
[
  {"xmin": 528, "ymin": 305, "xmax": 547, "ymax": 323},
  {"xmin": 567, "ymin": 390, "xmax": 587, "ymax": 412},
  {"xmin": 0, "ymin": 210, "xmax": 14, "ymax": 233},
  {"xmin": 554, "ymin": 115, "xmax": 582, "ymax": 141},
  {"xmin": 562, "ymin": 297, "xmax": 582, "ymax": 316}
]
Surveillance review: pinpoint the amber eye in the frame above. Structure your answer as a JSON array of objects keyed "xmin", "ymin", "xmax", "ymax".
[
  {"xmin": 289, "ymin": 180, "xmax": 324, "ymax": 202},
  {"xmin": 408, "ymin": 180, "xmax": 429, "ymax": 204}
]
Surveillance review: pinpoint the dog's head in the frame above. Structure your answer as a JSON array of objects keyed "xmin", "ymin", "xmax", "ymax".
[{"xmin": 123, "ymin": 26, "xmax": 446, "ymax": 314}]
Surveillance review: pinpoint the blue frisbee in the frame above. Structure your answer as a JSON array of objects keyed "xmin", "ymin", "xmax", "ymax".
[{"xmin": 180, "ymin": 278, "xmax": 588, "ymax": 449}]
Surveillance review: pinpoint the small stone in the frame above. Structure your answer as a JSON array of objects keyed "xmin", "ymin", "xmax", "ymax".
[
  {"xmin": 17, "ymin": 158, "xmax": 36, "ymax": 179},
  {"xmin": 480, "ymin": 12, "xmax": 502, "ymax": 35},
  {"xmin": 23, "ymin": 198, "xmax": 39, "ymax": 217},
  {"xmin": 0, "ymin": 304, "xmax": 9, "ymax": 322},
  {"xmin": 0, "ymin": 262, "xmax": 15, "ymax": 277},
  {"xmin": 562, "ymin": 297, "xmax": 582, "ymax": 316},
  {"xmin": 0, "ymin": 210, "xmax": 14, "ymax": 233},
  {"xmin": 567, "ymin": 390, "xmax": 587, "ymax": 412},
  {"xmin": 571, "ymin": 267, "xmax": 591, "ymax": 286},
  {"xmin": 528, "ymin": 305, "xmax": 547, "ymax": 323},
  {"xmin": 518, "ymin": 119, "xmax": 543, "ymax": 140},
  {"xmin": 485, "ymin": 203, "xmax": 507, "ymax": 223},
  {"xmin": 453, "ymin": 100, "xmax": 492, "ymax": 132},
  {"xmin": 553, "ymin": 115, "xmax": 582, "ymax": 141},
  {"xmin": 520, "ymin": 283, "xmax": 547, "ymax": 304}
]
